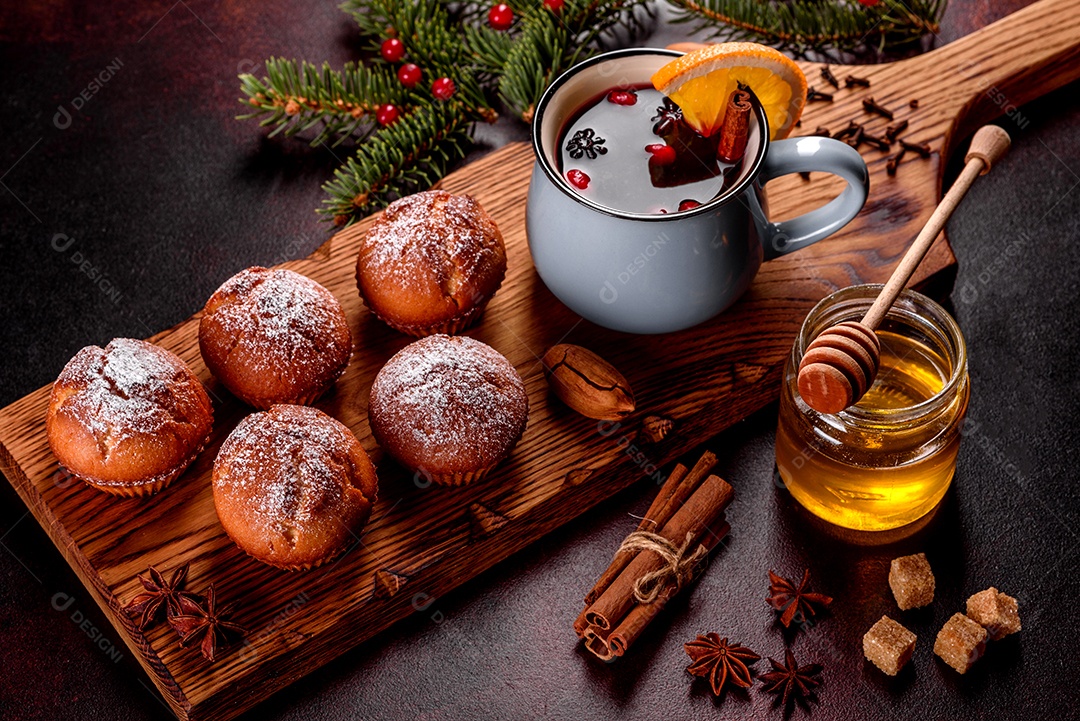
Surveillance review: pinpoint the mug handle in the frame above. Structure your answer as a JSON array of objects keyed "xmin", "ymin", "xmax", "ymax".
[{"xmin": 756, "ymin": 137, "xmax": 869, "ymax": 260}]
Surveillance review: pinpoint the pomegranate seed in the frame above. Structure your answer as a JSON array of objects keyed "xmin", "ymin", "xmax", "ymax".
[
  {"xmin": 431, "ymin": 77, "xmax": 456, "ymax": 100},
  {"xmin": 678, "ymin": 199, "xmax": 701, "ymax": 211},
  {"xmin": 645, "ymin": 144, "xmax": 676, "ymax": 165},
  {"xmin": 376, "ymin": 104, "xmax": 400, "ymax": 126},
  {"xmin": 543, "ymin": 0, "xmax": 565, "ymax": 12},
  {"xmin": 397, "ymin": 63, "xmax": 422, "ymax": 88},
  {"xmin": 606, "ymin": 89, "xmax": 637, "ymax": 106},
  {"xmin": 566, "ymin": 169, "xmax": 590, "ymax": 190},
  {"xmin": 488, "ymin": 3, "xmax": 514, "ymax": 30},
  {"xmin": 380, "ymin": 38, "xmax": 405, "ymax": 63}
]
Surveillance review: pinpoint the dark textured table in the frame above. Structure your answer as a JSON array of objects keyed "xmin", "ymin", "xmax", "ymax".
[{"xmin": 2, "ymin": 2, "xmax": 1078, "ymax": 719}]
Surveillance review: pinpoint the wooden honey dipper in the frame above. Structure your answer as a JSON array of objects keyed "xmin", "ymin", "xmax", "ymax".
[{"xmin": 797, "ymin": 125, "xmax": 1012, "ymax": 414}]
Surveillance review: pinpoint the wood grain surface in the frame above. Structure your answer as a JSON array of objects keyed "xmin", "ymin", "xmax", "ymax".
[{"xmin": 1, "ymin": 1, "xmax": 1077, "ymax": 719}]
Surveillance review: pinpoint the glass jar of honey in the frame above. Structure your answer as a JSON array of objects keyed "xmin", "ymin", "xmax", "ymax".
[{"xmin": 775, "ymin": 284, "xmax": 969, "ymax": 531}]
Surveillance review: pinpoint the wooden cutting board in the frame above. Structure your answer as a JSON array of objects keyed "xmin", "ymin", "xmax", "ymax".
[{"xmin": 1, "ymin": 2, "xmax": 1077, "ymax": 719}]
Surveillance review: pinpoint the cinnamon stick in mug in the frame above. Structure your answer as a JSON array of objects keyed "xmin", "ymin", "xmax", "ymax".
[
  {"xmin": 585, "ymin": 474, "xmax": 734, "ymax": 630},
  {"xmin": 717, "ymin": 90, "xmax": 752, "ymax": 163}
]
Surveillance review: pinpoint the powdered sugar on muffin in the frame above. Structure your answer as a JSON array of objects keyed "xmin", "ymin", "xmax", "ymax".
[
  {"xmin": 46, "ymin": 338, "xmax": 213, "ymax": 495},
  {"xmin": 368, "ymin": 334, "xmax": 527, "ymax": 483},
  {"xmin": 213, "ymin": 405, "xmax": 377, "ymax": 570},
  {"xmin": 199, "ymin": 267, "xmax": 352, "ymax": 408},
  {"xmin": 356, "ymin": 191, "xmax": 507, "ymax": 336}
]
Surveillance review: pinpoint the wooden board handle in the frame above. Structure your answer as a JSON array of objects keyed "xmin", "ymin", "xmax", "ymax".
[{"xmin": 900, "ymin": 0, "xmax": 1080, "ymax": 139}]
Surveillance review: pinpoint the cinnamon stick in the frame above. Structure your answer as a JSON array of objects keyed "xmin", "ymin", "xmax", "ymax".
[
  {"xmin": 583, "ymin": 625, "xmax": 616, "ymax": 661},
  {"xmin": 584, "ymin": 474, "xmax": 734, "ymax": 630},
  {"xmin": 573, "ymin": 607, "xmax": 590, "ymax": 638},
  {"xmin": 638, "ymin": 463, "xmax": 689, "ymax": 533},
  {"xmin": 583, "ymin": 454, "xmax": 715, "ymax": 605},
  {"xmin": 607, "ymin": 520, "xmax": 730, "ymax": 656},
  {"xmin": 717, "ymin": 90, "xmax": 751, "ymax": 163},
  {"xmin": 650, "ymin": 451, "xmax": 717, "ymax": 529}
]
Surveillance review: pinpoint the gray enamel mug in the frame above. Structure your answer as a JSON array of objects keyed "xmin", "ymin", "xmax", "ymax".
[{"xmin": 526, "ymin": 48, "xmax": 870, "ymax": 334}]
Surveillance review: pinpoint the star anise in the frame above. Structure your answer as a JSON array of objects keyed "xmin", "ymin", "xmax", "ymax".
[
  {"xmin": 651, "ymin": 98, "xmax": 683, "ymax": 136},
  {"xmin": 759, "ymin": 648, "xmax": 823, "ymax": 706},
  {"xmin": 168, "ymin": 584, "xmax": 246, "ymax": 662},
  {"xmin": 565, "ymin": 128, "xmax": 608, "ymax": 160},
  {"xmin": 684, "ymin": 633, "xmax": 760, "ymax": 696},
  {"xmin": 767, "ymin": 569, "xmax": 833, "ymax": 628},
  {"xmin": 122, "ymin": 563, "xmax": 201, "ymax": 630}
]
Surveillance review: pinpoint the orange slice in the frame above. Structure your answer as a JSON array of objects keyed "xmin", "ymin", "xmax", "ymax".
[{"xmin": 652, "ymin": 42, "xmax": 807, "ymax": 140}]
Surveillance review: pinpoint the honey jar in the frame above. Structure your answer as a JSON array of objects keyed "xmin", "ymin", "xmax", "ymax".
[{"xmin": 775, "ymin": 285, "xmax": 970, "ymax": 531}]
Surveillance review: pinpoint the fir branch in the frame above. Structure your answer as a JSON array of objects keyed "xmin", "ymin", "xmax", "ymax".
[
  {"xmin": 320, "ymin": 100, "xmax": 473, "ymax": 223},
  {"xmin": 341, "ymin": 0, "xmax": 495, "ymax": 116},
  {"xmin": 463, "ymin": 23, "xmax": 515, "ymax": 77},
  {"xmin": 666, "ymin": 0, "xmax": 946, "ymax": 56},
  {"xmin": 238, "ymin": 58, "xmax": 405, "ymax": 146},
  {"xmin": 497, "ymin": 0, "xmax": 654, "ymax": 121},
  {"xmin": 498, "ymin": 14, "xmax": 573, "ymax": 121}
]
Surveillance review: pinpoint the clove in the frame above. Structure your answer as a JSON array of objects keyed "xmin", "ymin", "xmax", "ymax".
[
  {"xmin": 820, "ymin": 66, "xmax": 840, "ymax": 89},
  {"xmin": 833, "ymin": 120, "xmax": 861, "ymax": 140},
  {"xmin": 885, "ymin": 120, "xmax": 909, "ymax": 142},
  {"xmin": 886, "ymin": 147, "xmax": 907, "ymax": 176},
  {"xmin": 862, "ymin": 97, "xmax": 894, "ymax": 120},
  {"xmin": 899, "ymin": 139, "xmax": 932, "ymax": 158},
  {"xmin": 846, "ymin": 126, "xmax": 865, "ymax": 148},
  {"xmin": 861, "ymin": 132, "xmax": 892, "ymax": 151}
]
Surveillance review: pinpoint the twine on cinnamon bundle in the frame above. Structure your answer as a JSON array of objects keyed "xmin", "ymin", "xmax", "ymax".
[
  {"xmin": 615, "ymin": 531, "xmax": 709, "ymax": 604},
  {"xmin": 574, "ymin": 452, "xmax": 734, "ymax": 661}
]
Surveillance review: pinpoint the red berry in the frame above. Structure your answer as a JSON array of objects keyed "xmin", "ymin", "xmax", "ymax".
[
  {"xmin": 543, "ymin": 0, "xmax": 564, "ymax": 12},
  {"xmin": 380, "ymin": 38, "xmax": 405, "ymax": 63},
  {"xmin": 645, "ymin": 144, "xmax": 676, "ymax": 165},
  {"xmin": 607, "ymin": 89, "xmax": 638, "ymax": 106},
  {"xmin": 397, "ymin": 63, "xmax": 422, "ymax": 88},
  {"xmin": 678, "ymin": 199, "xmax": 701, "ymax": 211},
  {"xmin": 858, "ymin": 0, "xmax": 880, "ymax": 5},
  {"xmin": 566, "ymin": 169, "xmax": 590, "ymax": 190},
  {"xmin": 376, "ymin": 104, "xmax": 400, "ymax": 126},
  {"xmin": 488, "ymin": 3, "xmax": 514, "ymax": 30},
  {"xmin": 431, "ymin": 77, "xmax": 456, "ymax": 100}
]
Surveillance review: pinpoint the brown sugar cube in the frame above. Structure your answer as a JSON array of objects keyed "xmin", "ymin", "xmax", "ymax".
[
  {"xmin": 889, "ymin": 553, "xmax": 935, "ymax": 610},
  {"xmin": 863, "ymin": 616, "xmax": 917, "ymax": 676},
  {"xmin": 966, "ymin": 587, "xmax": 1021, "ymax": 640},
  {"xmin": 934, "ymin": 612, "xmax": 988, "ymax": 674}
]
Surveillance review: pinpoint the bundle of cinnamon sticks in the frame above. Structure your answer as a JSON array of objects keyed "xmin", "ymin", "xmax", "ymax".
[{"xmin": 574, "ymin": 451, "xmax": 734, "ymax": 660}]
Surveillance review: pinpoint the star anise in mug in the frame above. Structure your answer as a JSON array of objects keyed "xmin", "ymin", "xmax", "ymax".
[
  {"xmin": 759, "ymin": 648, "xmax": 823, "ymax": 706},
  {"xmin": 651, "ymin": 98, "xmax": 683, "ymax": 136},
  {"xmin": 168, "ymin": 584, "xmax": 246, "ymax": 662},
  {"xmin": 565, "ymin": 128, "xmax": 608, "ymax": 160},
  {"xmin": 122, "ymin": 563, "xmax": 201, "ymax": 630},
  {"xmin": 684, "ymin": 633, "xmax": 760, "ymax": 696},
  {"xmin": 767, "ymin": 569, "xmax": 833, "ymax": 628}
]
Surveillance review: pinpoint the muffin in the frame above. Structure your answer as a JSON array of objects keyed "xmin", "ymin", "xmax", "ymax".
[
  {"xmin": 355, "ymin": 190, "xmax": 507, "ymax": 336},
  {"xmin": 368, "ymin": 334, "xmax": 528, "ymax": 485},
  {"xmin": 46, "ymin": 338, "xmax": 213, "ymax": 497},
  {"xmin": 213, "ymin": 404, "xmax": 378, "ymax": 570},
  {"xmin": 199, "ymin": 267, "xmax": 352, "ymax": 409}
]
